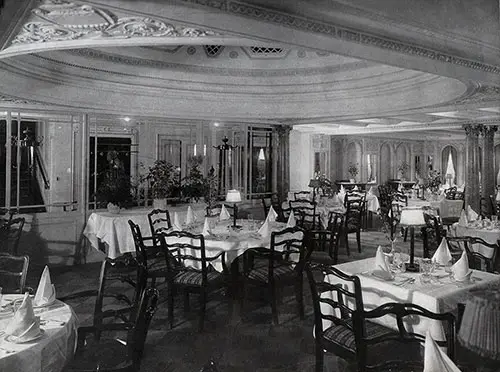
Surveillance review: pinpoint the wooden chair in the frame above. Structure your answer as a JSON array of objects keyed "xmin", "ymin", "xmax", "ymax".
[
  {"xmin": 353, "ymin": 302, "xmax": 456, "ymax": 372},
  {"xmin": 66, "ymin": 287, "xmax": 159, "ymax": 372},
  {"xmin": 489, "ymin": 194, "xmax": 500, "ymax": 216},
  {"xmin": 159, "ymin": 231, "xmax": 229, "ymax": 331},
  {"xmin": 0, "ymin": 254, "xmax": 29, "ymax": 294},
  {"xmin": 59, "ymin": 257, "xmax": 147, "ymax": 337},
  {"xmin": 445, "ymin": 236, "xmax": 471, "ymax": 263},
  {"xmin": 242, "ymin": 226, "xmax": 309, "ymax": 325},
  {"xmin": 390, "ymin": 191, "xmax": 407, "ymax": 240},
  {"xmin": 467, "ymin": 237, "xmax": 498, "ymax": 273},
  {"xmin": 294, "ymin": 191, "xmax": 310, "ymax": 200},
  {"xmin": 147, "ymin": 209, "xmax": 172, "ymax": 245},
  {"xmin": 305, "ymin": 263, "xmax": 392, "ymax": 372},
  {"xmin": 307, "ymin": 212, "xmax": 343, "ymax": 264},
  {"xmin": 479, "ymin": 197, "xmax": 491, "ymax": 218},
  {"xmin": 207, "ymin": 203, "xmax": 238, "ymax": 219},
  {"xmin": 343, "ymin": 197, "xmax": 365, "ymax": 255},
  {"xmin": 129, "ymin": 220, "xmax": 169, "ymax": 288},
  {"xmin": 421, "ymin": 214, "xmax": 446, "ymax": 258},
  {"xmin": 0, "ymin": 216, "xmax": 25, "ymax": 255},
  {"xmin": 289, "ymin": 199, "xmax": 319, "ymax": 230}
]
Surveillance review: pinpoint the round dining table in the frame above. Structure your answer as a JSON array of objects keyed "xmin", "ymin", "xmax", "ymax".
[{"xmin": 0, "ymin": 295, "xmax": 78, "ymax": 372}]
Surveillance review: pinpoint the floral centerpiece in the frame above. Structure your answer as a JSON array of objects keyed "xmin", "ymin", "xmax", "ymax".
[
  {"xmin": 398, "ymin": 160, "xmax": 410, "ymax": 180},
  {"xmin": 422, "ymin": 170, "xmax": 442, "ymax": 194},
  {"xmin": 144, "ymin": 160, "xmax": 180, "ymax": 208},
  {"xmin": 181, "ymin": 155, "xmax": 207, "ymax": 202},
  {"xmin": 347, "ymin": 163, "xmax": 359, "ymax": 181}
]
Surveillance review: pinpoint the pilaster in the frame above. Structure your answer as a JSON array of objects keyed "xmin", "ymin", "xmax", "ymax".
[
  {"xmin": 480, "ymin": 125, "xmax": 498, "ymax": 213},
  {"xmin": 463, "ymin": 124, "xmax": 482, "ymax": 212},
  {"xmin": 276, "ymin": 125, "xmax": 291, "ymax": 202}
]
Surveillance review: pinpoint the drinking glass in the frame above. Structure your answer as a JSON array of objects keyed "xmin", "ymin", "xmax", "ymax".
[
  {"xmin": 420, "ymin": 258, "xmax": 434, "ymax": 283},
  {"xmin": 492, "ymin": 215, "xmax": 498, "ymax": 227},
  {"xmin": 247, "ymin": 213, "xmax": 255, "ymax": 230}
]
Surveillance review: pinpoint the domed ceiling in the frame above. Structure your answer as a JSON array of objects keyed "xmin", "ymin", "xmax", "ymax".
[{"xmin": 0, "ymin": 0, "xmax": 499, "ymax": 138}]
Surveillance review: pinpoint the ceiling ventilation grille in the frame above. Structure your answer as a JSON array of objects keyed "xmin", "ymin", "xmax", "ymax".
[
  {"xmin": 203, "ymin": 45, "xmax": 224, "ymax": 57},
  {"xmin": 250, "ymin": 47, "xmax": 284, "ymax": 55}
]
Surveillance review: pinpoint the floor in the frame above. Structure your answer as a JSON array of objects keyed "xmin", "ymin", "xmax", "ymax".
[{"xmin": 29, "ymin": 223, "xmax": 432, "ymax": 371}]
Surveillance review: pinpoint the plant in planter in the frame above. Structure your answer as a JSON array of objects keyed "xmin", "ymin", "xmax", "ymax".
[
  {"xmin": 144, "ymin": 160, "xmax": 179, "ymax": 209},
  {"xmin": 95, "ymin": 168, "xmax": 132, "ymax": 211},
  {"xmin": 182, "ymin": 155, "xmax": 207, "ymax": 203},
  {"xmin": 204, "ymin": 166, "xmax": 219, "ymax": 216},
  {"xmin": 423, "ymin": 170, "xmax": 442, "ymax": 195},
  {"xmin": 398, "ymin": 160, "xmax": 410, "ymax": 180},
  {"xmin": 347, "ymin": 163, "xmax": 359, "ymax": 181}
]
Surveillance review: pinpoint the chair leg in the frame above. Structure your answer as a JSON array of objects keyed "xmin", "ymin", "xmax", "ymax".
[
  {"xmin": 295, "ymin": 278, "xmax": 304, "ymax": 319},
  {"xmin": 356, "ymin": 230, "xmax": 361, "ymax": 253},
  {"xmin": 270, "ymin": 283, "xmax": 279, "ymax": 325},
  {"xmin": 167, "ymin": 284, "xmax": 175, "ymax": 329},
  {"xmin": 315, "ymin": 342, "xmax": 324, "ymax": 372},
  {"xmin": 344, "ymin": 232, "xmax": 350, "ymax": 256},
  {"xmin": 198, "ymin": 291, "xmax": 207, "ymax": 332}
]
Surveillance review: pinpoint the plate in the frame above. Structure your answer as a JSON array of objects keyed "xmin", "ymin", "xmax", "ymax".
[
  {"xmin": 5, "ymin": 329, "xmax": 44, "ymax": 344},
  {"xmin": 371, "ymin": 270, "xmax": 394, "ymax": 281},
  {"xmin": 33, "ymin": 298, "xmax": 56, "ymax": 309}
]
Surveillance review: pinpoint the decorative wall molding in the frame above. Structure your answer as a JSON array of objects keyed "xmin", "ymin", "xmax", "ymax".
[
  {"xmin": 180, "ymin": 0, "xmax": 500, "ymax": 76},
  {"xmin": 452, "ymin": 84, "xmax": 500, "ymax": 105},
  {"xmin": 9, "ymin": 0, "xmax": 217, "ymax": 47},
  {"xmin": 0, "ymin": 94, "xmax": 43, "ymax": 105}
]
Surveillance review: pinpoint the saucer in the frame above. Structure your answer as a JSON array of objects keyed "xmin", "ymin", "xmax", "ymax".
[{"xmin": 5, "ymin": 329, "xmax": 44, "ymax": 344}]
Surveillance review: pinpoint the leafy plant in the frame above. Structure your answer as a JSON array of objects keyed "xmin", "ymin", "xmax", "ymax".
[
  {"xmin": 422, "ymin": 170, "xmax": 442, "ymax": 193},
  {"xmin": 204, "ymin": 166, "xmax": 219, "ymax": 211},
  {"xmin": 348, "ymin": 163, "xmax": 359, "ymax": 178},
  {"xmin": 398, "ymin": 160, "xmax": 410, "ymax": 179},
  {"xmin": 144, "ymin": 160, "xmax": 179, "ymax": 199},
  {"xmin": 181, "ymin": 155, "xmax": 207, "ymax": 202},
  {"xmin": 95, "ymin": 168, "xmax": 132, "ymax": 208}
]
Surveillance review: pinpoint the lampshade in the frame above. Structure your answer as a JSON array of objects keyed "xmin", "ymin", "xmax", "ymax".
[
  {"xmin": 458, "ymin": 290, "xmax": 500, "ymax": 361},
  {"xmin": 308, "ymin": 179, "xmax": 321, "ymax": 188},
  {"xmin": 225, "ymin": 189, "xmax": 242, "ymax": 203},
  {"xmin": 399, "ymin": 207, "xmax": 426, "ymax": 227}
]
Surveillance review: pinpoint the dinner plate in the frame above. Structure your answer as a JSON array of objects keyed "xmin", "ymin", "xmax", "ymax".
[
  {"xmin": 33, "ymin": 298, "xmax": 56, "ymax": 309},
  {"xmin": 5, "ymin": 329, "xmax": 44, "ymax": 344},
  {"xmin": 371, "ymin": 270, "xmax": 394, "ymax": 281}
]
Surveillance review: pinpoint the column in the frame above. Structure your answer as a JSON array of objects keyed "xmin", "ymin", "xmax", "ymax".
[
  {"xmin": 481, "ymin": 125, "xmax": 498, "ymax": 211},
  {"xmin": 463, "ymin": 124, "xmax": 482, "ymax": 212},
  {"xmin": 275, "ymin": 125, "xmax": 291, "ymax": 202}
]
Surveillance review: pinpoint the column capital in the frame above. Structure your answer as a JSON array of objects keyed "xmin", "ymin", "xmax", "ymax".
[
  {"xmin": 480, "ymin": 125, "xmax": 498, "ymax": 137},
  {"xmin": 463, "ymin": 124, "xmax": 483, "ymax": 137},
  {"xmin": 275, "ymin": 124, "xmax": 292, "ymax": 137}
]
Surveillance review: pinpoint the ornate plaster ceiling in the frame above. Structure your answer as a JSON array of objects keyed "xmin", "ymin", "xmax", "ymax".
[{"xmin": 0, "ymin": 0, "xmax": 499, "ymax": 139}]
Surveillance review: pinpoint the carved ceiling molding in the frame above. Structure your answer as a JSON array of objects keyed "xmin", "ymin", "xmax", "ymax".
[
  {"xmin": 0, "ymin": 94, "xmax": 44, "ymax": 105},
  {"xmin": 7, "ymin": 0, "xmax": 217, "ymax": 47},
  {"xmin": 37, "ymin": 49, "xmax": 376, "ymax": 78},
  {"xmin": 180, "ymin": 0, "xmax": 500, "ymax": 76},
  {"xmin": 452, "ymin": 84, "xmax": 500, "ymax": 105}
]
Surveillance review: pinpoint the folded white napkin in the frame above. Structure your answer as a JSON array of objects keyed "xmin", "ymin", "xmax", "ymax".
[
  {"xmin": 458, "ymin": 209, "xmax": 468, "ymax": 226},
  {"xmin": 5, "ymin": 293, "xmax": 40, "ymax": 341},
  {"xmin": 34, "ymin": 265, "xmax": 56, "ymax": 307},
  {"xmin": 368, "ymin": 186, "xmax": 377, "ymax": 195},
  {"xmin": 201, "ymin": 217, "xmax": 211, "ymax": 237},
  {"xmin": 340, "ymin": 185, "xmax": 345, "ymax": 194},
  {"xmin": 258, "ymin": 218, "xmax": 270, "ymax": 238},
  {"xmin": 219, "ymin": 204, "xmax": 231, "ymax": 221},
  {"xmin": 375, "ymin": 246, "xmax": 391, "ymax": 273},
  {"xmin": 467, "ymin": 205, "xmax": 478, "ymax": 222},
  {"xmin": 267, "ymin": 205, "xmax": 278, "ymax": 222},
  {"xmin": 424, "ymin": 330, "xmax": 461, "ymax": 372},
  {"xmin": 353, "ymin": 186, "xmax": 359, "ymax": 191},
  {"xmin": 432, "ymin": 238, "xmax": 453, "ymax": 266},
  {"xmin": 451, "ymin": 250, "xmax": 470, "ymax": 281},
  {"xmin": 397, "ymin": 183, "xmax": 403, "ymax": 192},
  {"xmin": 338, "ymin": 192, "xmax": 346, "ymax": 205},
  {"xmin": 286, "ymin": 210, "xmax": 296, "ymax": 228},
  {"xmin": 172, "ymin": 212, "xmax": 182, "ymax": 231},
  {"xmin": 185, "ymin": 206, "xmax": 196, "ymax": 225}
]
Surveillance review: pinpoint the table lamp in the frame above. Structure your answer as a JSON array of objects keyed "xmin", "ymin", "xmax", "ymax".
[
  {"xmin": 458, "ymin": 290, "xmax": 500, "ymax": 371},
  {"xmin": 225, "ymin": 189, "xmax": 241, "ymax": 229},
  {"xmin": 399, "ymin": 207, "xmax": 426, "ymax": 272},
  {"xmin": 308, "ymin": 179, "xmax": 321, "ymax": 203}
]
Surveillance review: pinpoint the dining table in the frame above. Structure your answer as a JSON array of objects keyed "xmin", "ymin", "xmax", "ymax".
[
  {"xmin": 320, "ymin": 257, "xmax": 500, "ymax": 340},
  {"xmin": 453, "ymin": 222, "xmax": 499, "ymax": 259},
  {"xmin": 83, "ymin": 205, "xmax": 207, "ymax": 259},
  {"xmin": 0, "ymin": 295, "xmax": 78, "ymax": 372}
]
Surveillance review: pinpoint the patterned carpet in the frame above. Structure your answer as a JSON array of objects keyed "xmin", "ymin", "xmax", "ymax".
[{"xmin": 47, "ymin": 226, "xmax": 425, "ymax": 372}]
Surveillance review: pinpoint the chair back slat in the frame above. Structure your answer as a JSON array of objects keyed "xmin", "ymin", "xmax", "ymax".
[
  {"xmin": 353, "ymin": 302, "xmax": 456, "ymax": 372},
  {"xmin": 0, "ymin": 217, "xmax": 25, "ymax": 256},
  {"xmin": 270, "ymin": 226, "xmax": 306, "ymax": 268},
  {"xmin": 147, "ymin": 209, "xmax": 172, "ymax": 246},
  {"xmin": 0, "ymin": 254, "xmax": 29, "ymax": 294}
]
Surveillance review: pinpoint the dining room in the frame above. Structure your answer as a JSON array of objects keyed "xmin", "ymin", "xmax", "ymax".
[{"xmin": 1, "ymin": 0, "xmax": 500, "ymax": 371}]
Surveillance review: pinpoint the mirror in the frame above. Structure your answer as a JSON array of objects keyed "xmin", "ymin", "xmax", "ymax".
[
  {"xmin": 314, "ymin": 151, "xmax": 328, "ymax": 176},
  {"xmin": 414, "ymin": 155, "xmax": 421, "ymax": 179},
  {"xmin": 366, "ymin": 154, "xmax": 377, "ymax": 182}
]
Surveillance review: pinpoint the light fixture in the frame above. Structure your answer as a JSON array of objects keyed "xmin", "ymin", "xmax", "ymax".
[
  {"xmin": 225, "ymin": 189, "xmax": 242, "ymax": 229},
  {"xmin": 193, "ymin": 144, "xmax": 197, "ymax": 156},
  {"xmin": 258, "ymin": 148, "xmax": 265, "ymax": 160},
  {"xmin": 213, "ymin": 122, "xmax": 220, "ymax": 127},
  {"xmin": 122, "ymin": 117, "xmax": 131, "ymax": 122},
  {"xmin": 399, "ymin": 207, "xmax": 426, "ymax": 272},
  {"xmin": 308, "ymin": 178, "xmax": 321, "ymax": 203}
]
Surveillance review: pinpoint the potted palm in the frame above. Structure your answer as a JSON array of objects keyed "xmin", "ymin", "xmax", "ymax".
[
  {"xmin": 145, "ymin": 160, "xmax": 179, "ymax": 209},
  {"xmin": 398, "ymin": 160, "xmax": 410, "ymax": 180},
  {"xmin": 348, "ymin": 163, "xmax": 359, "ymax": 183}
]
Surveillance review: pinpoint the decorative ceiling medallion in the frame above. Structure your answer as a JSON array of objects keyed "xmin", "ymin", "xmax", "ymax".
[{"xmin": 10, "ymin": 0, "xmax": 217, "ymax": 46}]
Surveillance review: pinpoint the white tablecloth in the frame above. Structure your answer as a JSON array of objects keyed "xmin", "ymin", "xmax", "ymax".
[
  {"xmin": 454, "ymin": 225, "xmax": 499, "ymax": 259},
  {"xmin": 83, "ymin": 205, "xmax": 206, "ymax": 259},
  {"xmin": 407, "ymin": 199, "xmax": 463, "ymax": 219},
  {"xmin": 321, "ymin": 258, "xmax": 500, "ymax": 339},
  {"xmin": 0, "ymin": 296, "xmax": 78, "ymax": 372}
]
